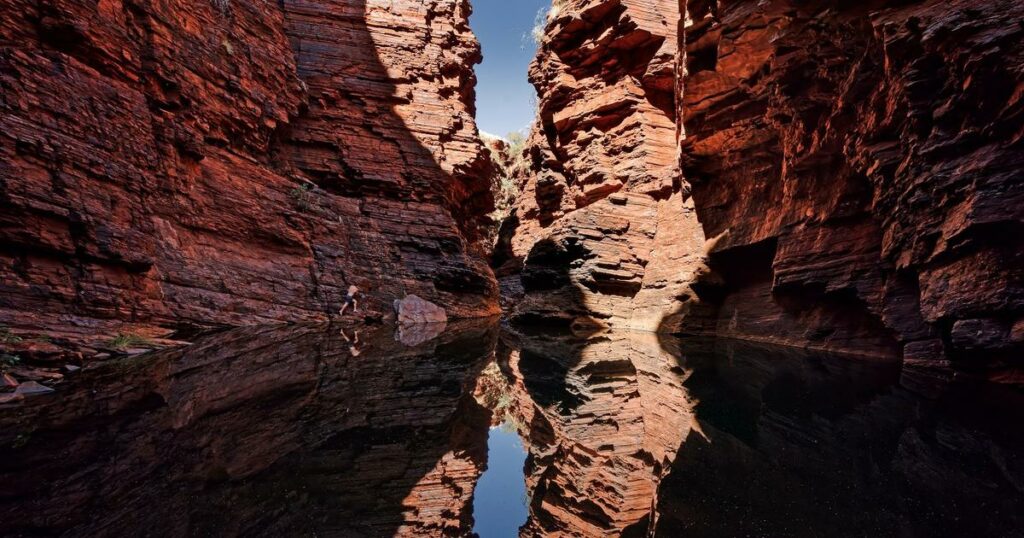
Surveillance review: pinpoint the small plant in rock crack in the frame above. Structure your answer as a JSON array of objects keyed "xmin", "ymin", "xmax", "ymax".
[
  {"xmin": 289, "ymin": 183, "xmax": 320, "ymax": 211},
  {"xmin": 0, "ymin": 353, "xmax": 21, "ymax": 372},
  {"xmin": 530, "ymin": 0, "xmax": 569, "ymax": 45},
  {"xmin": 0, "ymin": 326, "xmax": 23, "ymax": 345},
  {"xmin": 107, "ymin": 333, "xmax": 153, "ymax": 351}
]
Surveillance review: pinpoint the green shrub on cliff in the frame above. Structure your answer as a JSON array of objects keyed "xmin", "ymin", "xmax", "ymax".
[
  {"xmin": 0, "ymin": 326, "xmax": 22, "ymax": 345},
  {"xmin": 0, "ymin": 354, "xmax": 21, "ymax": 372},
  {"xmin": 289, "ymin": 183, "xmax": 319, "ymax": 211},
  {"xmin": 107, "ymin": 333, "xmax": 153, "ymax": 351}
]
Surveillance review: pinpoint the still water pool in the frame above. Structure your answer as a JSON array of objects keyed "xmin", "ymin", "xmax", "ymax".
[{"xmin": 1, "ymin": 320, "xmax": 1022, "ymax": 537}]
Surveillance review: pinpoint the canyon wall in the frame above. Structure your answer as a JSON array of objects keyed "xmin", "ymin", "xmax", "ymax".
[
  {"xmin": 500, "ymin": 0, "xmax": 710, "ymax": 332},
  {"xmin": 680, "ymin": 0, "xmax": 1024, "ymax": 377},
  {"xmin": 507, "ymin": 0, "xmax": 1023, "ymax": 380},
  {"xmin": 0, "ymin": 0, "xmax": 497, "ymax": 339}
]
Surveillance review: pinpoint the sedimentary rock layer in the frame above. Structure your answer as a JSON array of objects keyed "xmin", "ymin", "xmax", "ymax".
[
  {"xmin": 509, "ymin": 0, "xmax": 1022, "ymax": 380},
  {"xmin": 501, "ymin": 0, "xmax": 709, "ymax": 331},
  {"xmin": 0, "ymin": 0, "xmax": 497, "ymax": 337},
  {"xmin": 680, "ymin": 0, "xmax": 1024, "ymax": 377}
]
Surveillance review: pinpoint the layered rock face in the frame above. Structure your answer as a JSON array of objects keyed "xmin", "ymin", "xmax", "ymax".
[
  {"xmin": 0, "ymin": 0, "xmax": 497, "ymax": 338},
  {"xmin": 501, "ymin": 0, "xmax": 709, "ymax": 331},
  {"xmin": 680, "ymin": 0, "xmax": 1024, "ymax": 376},
  {"xmin": 508, "ymin": 0, "xmax": 1023, "ymax": 380}
]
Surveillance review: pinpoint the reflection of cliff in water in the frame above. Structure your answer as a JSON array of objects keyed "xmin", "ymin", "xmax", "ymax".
[
  {"xmin": 0, "ymin": 321, "xmax": 498, "ymax": 537},
  {"xmin": 2, "ymin": 323, "xmax": 1023, "ymax": 537},
  {"xmin": 498, "ymin": 327, "xmax": 696, "ymax": 536}
]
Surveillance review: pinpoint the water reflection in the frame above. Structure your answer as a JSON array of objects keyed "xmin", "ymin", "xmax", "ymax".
[
  {"xmin": 0, "ymin": 322, "xmax": 497, "ymax": 537},
  {"xmin": 499, "ymin": 329, "xmax": 696, "ymax": 536},
  {"xmin": 654, "ymin": 337, "xmax": 1024, "ymax": 538},
  {"xmin": 1, "ymin": 322, "xmax": 1022, "ymax": 537},
  {"xmin": 472, "ymin": 424, "xmax": 529, "ymax": 537}
]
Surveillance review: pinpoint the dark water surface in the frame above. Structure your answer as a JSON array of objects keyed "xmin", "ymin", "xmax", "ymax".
[{"xmin": 1, "ymin": 321, "xmax": 1022, "ymax": 537}]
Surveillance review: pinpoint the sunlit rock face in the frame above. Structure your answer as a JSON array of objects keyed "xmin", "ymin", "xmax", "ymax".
[
  {"xmin": 0, "ymin": 322, "xmax": 498, "ymax": 537},
  {"xmin": 655, "ymin": 337, "xmax": 1024, "ymax": 537},
  {"xmin": 0, "ymin": 0, "xmax": 497, "ymax": 338},
  {"xmin": 499, "ymin": 328, "xmax": 697, "ymax": 536},
  {"xmin": 500, "ymin": 0, "xmax": 709, "ymax": 332},
  {"xmin": 680, "ymin": 0, "xmax": 1024, "ymax": 377},
  {"xmin": 504, "ymin": 0, "xmax": 1023, "ymax": 381}
]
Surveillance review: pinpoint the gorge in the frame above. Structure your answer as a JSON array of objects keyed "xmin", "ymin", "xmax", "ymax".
[{"xmin": 1, "ymin": 0, "xmax": 1023, "ymax": 536}]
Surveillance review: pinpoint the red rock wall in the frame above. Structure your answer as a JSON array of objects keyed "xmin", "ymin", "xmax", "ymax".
[
  {"xmin": 680, "ymin": 0, "xmax": 1024, "ymax": 378},
  {"xmin": 508, "ymin": 0, "xmax": 1022, "ymax": 379},
  {"xmin": 0, "ymin": 0, "xmax": 497, "ymax": 336},
  {"xmin": 502, "ymin": 0, "xmax": 710, "ymax": 332}
]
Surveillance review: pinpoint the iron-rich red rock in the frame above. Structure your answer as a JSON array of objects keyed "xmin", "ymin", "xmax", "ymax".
[
  {"xmin": 678, "ymin": 0, "xmax": 1024, "ymax": 379},
  {"xmin": 0, "ymin": 0, "xmax": 498, "ymax": 343},
  {"xmin": 502, "ymin": 0, "xmax": 709, "ymax": 332},
  {"xmin": 507, "ymin": 0, "xmax": 1023, "ymax": 381}
]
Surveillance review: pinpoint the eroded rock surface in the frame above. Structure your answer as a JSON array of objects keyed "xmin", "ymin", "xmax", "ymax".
[
  {"xmin": 507, "ymin": 0, "xmax": 1023, "ymax": 381},
  {"xmin": 501, "ymin": 0, "xmax": 709, "ymax": 332},
  {"xmin": 0, "ymin": 0, "xmax": 497, "ymax": 341},
  {"xmin": 679, "ymin": 0, "xmax": 1024, "ymax": 377}
]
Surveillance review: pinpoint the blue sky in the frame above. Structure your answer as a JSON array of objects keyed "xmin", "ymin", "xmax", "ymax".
[{"xmin": 470, "ymin": 0, "xmax": 551, "ymax": 137}]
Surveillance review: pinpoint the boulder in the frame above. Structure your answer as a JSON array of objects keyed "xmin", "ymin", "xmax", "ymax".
[
  {"xmin": 14, "ymin": 381, "xmax": 55, "ymax": 396},
  {"xmin": 394, "ymin": 295, "xmax": 448, "ymax": 325}
]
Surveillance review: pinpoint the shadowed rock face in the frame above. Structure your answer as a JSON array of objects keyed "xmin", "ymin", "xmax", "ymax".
[
  {"xmin": 0, "ymin": 0, "xmax": 497, "ymax": 339},
  {"xmin": 505, "ymin": 0, "xmax": 1023, "ymax": 382},
  {"xmin": 679, "ymin": 0, "xmax": 1024, "ymax": 378},
  {"xmin": 0, "ymin": 321, "xmax": 498, "ymax": 537}
]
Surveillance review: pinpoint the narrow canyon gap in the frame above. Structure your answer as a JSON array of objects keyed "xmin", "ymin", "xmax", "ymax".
[{"xmin": 0, "ymin": 0, "xmax": 1023, "ymax": 536}]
